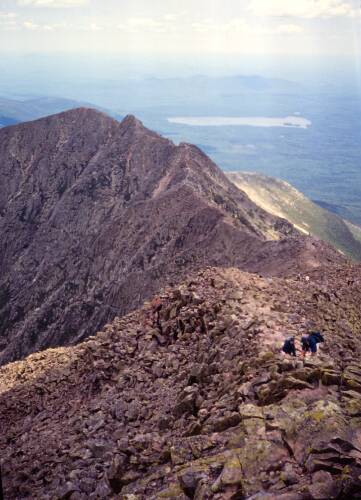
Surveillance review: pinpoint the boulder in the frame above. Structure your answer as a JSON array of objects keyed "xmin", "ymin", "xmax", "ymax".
[
  {"xmin": 210, "ymin": 412, "xmax": 242, "ymax": 433},
  {"xmin": 307, "ymin": 470, "xmax": 341, "ymax": 499},
  {"xmin": 220, "ymin": 454, "xmax": 243, "ymax": 487},
  {"xmin": 178, "ymin": 469, "xmax": 203, "ymax": 497}
]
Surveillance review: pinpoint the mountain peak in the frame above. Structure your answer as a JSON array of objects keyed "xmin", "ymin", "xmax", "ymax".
[
  {"xmin": 119, "ymin": 114, "xmax": 150, "ymax": 137},
  {"xmin": 120, "ymin": 114, "xmax": 144, "ymax": 127},
  {"xmin": 54, "ymin": 106, "xmax": 112, "ymax": 121},
  {"xmin": 11, "ymin": 106, "xmax": 120, "ymax": 130}
]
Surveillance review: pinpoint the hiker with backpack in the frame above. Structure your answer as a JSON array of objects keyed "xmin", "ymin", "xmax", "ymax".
[
  {"xmin": 301, "ymin": 331, "xmax": 325, "ymax": 358},
  {"xmin": 282, "ymin": 336, "xmax": 297, "ymax": 357}
]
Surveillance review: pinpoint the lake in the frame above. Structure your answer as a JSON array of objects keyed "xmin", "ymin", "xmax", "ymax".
[{"xmin": 167, "ymin": 116, "xmax": 312, "ymax": 129}]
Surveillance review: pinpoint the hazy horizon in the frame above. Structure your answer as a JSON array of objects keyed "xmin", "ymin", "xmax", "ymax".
[
  {"xmin": 1, "ymin": 0, "xmax": 361, "ymax": 96},
  {"xmin": 1, "ymin": 0, "xmax": 361, "ymax": 223},
  {"xmin": 1, "ymin": 0, "xmax": 361, "ymax": 90}
]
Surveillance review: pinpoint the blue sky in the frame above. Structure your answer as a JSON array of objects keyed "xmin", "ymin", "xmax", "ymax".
[{"xmin": 0, "ymin": 0, "xmax": 360, "ymax": 57}]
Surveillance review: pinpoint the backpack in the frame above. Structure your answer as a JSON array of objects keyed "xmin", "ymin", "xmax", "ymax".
[
  {"xmin": 311, "ymin": 331, "xmax": 324, "ymax": 343},
  {"xmin": 282, "ymin": 337, "xmax": 296, "ymax": 355},
  {"xmin": 301, "ymin": 336, "xmax": 310, "ymax": 350}
]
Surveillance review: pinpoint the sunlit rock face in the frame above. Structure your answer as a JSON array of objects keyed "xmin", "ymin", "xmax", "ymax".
[{"xmin": 227, "ymin": 171, "xmax": 361, "ymax": 261}]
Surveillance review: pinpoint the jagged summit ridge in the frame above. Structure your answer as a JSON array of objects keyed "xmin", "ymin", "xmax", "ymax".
[
  {"xmin": 3, "ymin": 107, "xmax": 149, "ymax": 139},
  {"xmin": 0, "ymin": 110, "xmax": 342, "ymax": 364}
]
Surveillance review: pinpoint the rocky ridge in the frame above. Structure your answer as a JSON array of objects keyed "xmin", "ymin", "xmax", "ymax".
[
  {"xmin": 1, "ymin": 264, "xmax": 361, "ymax": 498},
  {"xmin": 0, "ymin": 109, "xmax": 342, "ymax": 365}
]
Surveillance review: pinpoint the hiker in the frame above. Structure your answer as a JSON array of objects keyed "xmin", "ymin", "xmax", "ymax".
[
  {"xmin": 282, "ymin": 336, "xmax": 297, "ymax": 357},
  {"xmin": 301, "ymin": 331, "xmax": 324, "ymax": 358}
]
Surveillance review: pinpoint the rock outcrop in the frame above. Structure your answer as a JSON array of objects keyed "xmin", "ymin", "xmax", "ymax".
[
  {"xmin": 1, "ymin": 264, "xmax": 361, "ymax": 498},
  {"xmin": 0, "ymin": 109, "xmax": 342, "ymax": 365}
]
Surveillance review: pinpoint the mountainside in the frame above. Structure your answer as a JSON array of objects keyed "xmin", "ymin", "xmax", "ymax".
[
  {"xmin": 2, "ymin": 263, "xmax": 361, "ymax": 499},
  {"xmin": 0, "ymin": 109, "xmax": 343, "ymax": 365},
  {"xmin": 227, "ymin": 171, "xmax": 361, "ymax": 261}
]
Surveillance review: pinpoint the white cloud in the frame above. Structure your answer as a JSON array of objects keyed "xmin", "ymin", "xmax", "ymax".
[
  {"xmin": 276, "ymin": 24, "xmax": 304, "ymax": 34},
  {"xmin": 89, "ymin": 23, "xmax": 102, "ymax": 31},
  {"xmin": 163, "ymin": 13, "xmax": 178, "ymax": 22},
  {"xmin": 191, "ymin": 18, "xmax": 248, "ymax": 33},
  {"xmin": 20, "ymin": 20, "xmax": 103, "ymax": 32},
  {"xmin": 63, "ymin": 22, "xmax": 104, "ymax": 31},
  {"xmin": 23, "ymin": 20, "xmax": 39, "ymax": 29},
  {"xmin": 18, "ymin": 0, "xmax": 88, "ymax": 7},
  {"xmin": 190, "ymin": 18, "xmax": 303, "ymax": 37},
  {"xmin": 0, "ymin": 12, "xmax": 18, "ymax": 30},
  {"xmin": 23, "ymin": 20, "xmax": 59, "ymax": 30},
  {"xmin": 249, "ymin": 0, "xmax": 356, "ymax": 18},
  {"xmin": 0, "ymin": 11, "xmax": 17, "ymax": 31},
  {"xmin": 252, "ymin": 23, "xmax": 305, "ymax": 36},
  {"xmin": 118, "ymin": 14, "xmax": 183, "ymax": 34},
  {"xmin": 0, "ymin": 12, "xmax": 17, "ymax": 19}
]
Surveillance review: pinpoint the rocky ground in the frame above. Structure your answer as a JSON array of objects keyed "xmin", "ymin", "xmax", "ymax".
[{"xmin": 1, "ymin": 264, "xmax": 361, "ymax": 499}]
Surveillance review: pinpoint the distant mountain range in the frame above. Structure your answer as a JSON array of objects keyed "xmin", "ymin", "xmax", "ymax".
[
  {"xmin": 133, "ymin": 74, "xmax": 301, "ymax": 97},
  {"xmin": 227, "ymin": 171, "xmax": 361, "ymax": 261},
  {"xmin": 0, "ymin": 109, "xmax": 341, "ymax": 365}
]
